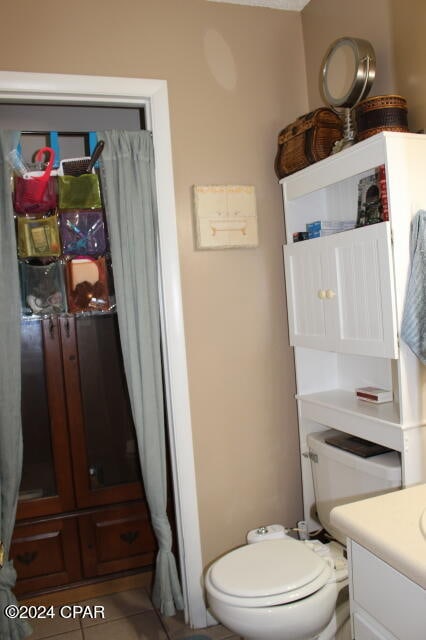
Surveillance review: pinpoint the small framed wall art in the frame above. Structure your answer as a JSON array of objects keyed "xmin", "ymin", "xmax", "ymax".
[{"xmin": 193, "ymin": 184, "xmax": 258, "ymax": 249}]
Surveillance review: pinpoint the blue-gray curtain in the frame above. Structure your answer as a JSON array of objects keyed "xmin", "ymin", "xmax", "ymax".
[
  {"xmin": 97, "ymin": 130, "xmax": 183, "ymax": 616},
  {"xmin": 0, "ymin": 131, "xmax": 31, "ymax": 638},
  {"xmin": 400, "ymin": 210, "xmax": 426, "ymax": 364}
]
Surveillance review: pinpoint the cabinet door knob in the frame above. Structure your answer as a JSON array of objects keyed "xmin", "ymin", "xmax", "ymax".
[
  {"xmin": 326, "ymin": 289, "xmax": 336, "ymax": 299},
  {"xmin": 317, "ymin": 289, "xmax": 326, "ymax": 299}
]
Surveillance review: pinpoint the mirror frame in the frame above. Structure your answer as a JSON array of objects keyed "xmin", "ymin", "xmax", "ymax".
[{"xmin": 321, "ymin": 37, "xmax": 376, "ymax": 108}]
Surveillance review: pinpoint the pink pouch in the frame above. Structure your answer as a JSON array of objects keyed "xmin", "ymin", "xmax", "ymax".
[{"xmin": 13, "ymin": 147, "xmax": 57, "ymax": 214}]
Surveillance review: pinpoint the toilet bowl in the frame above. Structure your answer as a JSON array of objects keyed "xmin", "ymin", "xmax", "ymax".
[
  {"xmin": 205, "ymin": 430, "xmax": 401, "ymax": 639},
  {"xmin": 205, "ymin": 537, "xmax": 348, "ymax": 640}
]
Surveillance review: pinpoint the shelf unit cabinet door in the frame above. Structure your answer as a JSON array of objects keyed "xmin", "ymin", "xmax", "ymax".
[
  {"xmin": 18, "ymin": 317, "xmax": 75, "ymax": 520},
  {"xmin": 283, "ymin": 241, "xmax": 332, "ymax": 350},
  {"xmin": 326, "ymin": 223, "xmax": 398, "ymax": 358}
]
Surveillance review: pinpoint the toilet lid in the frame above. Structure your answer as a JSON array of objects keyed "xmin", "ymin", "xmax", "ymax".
[{"xmin": 208, "ymin": 538, "xmax": 332, "ymax": 607}]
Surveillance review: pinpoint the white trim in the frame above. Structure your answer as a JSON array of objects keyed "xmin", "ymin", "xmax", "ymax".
[
  {"xmin": 0, "ymin": 71, "xmax": 207, "ymax": 628},
  {"xmin": 207, "ymin": 0, "xmax": 311, "ymax": 11}
]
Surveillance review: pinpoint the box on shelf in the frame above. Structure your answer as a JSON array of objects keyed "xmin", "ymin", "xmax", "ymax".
[
  {"xmin": 306, "ymin": 219, "xmax": 356, "ymax": 239},
  {"xmin": 355, "ymin": 386, "xmax": 393, "ymax": 404},
  {"xmin": 306, "ymin": 220, "xmax": 356, "ymax": 232}
]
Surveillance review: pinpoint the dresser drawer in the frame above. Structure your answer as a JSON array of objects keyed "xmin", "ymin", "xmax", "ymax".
[
  {"xmin": 11, "ymin": 517, "xmax": 82, "ymax": 596},
  {"xmin": 78, "ymin": 502, "xmax": 157, "ymax": 577},
  {"xmin": 351, "ymin": 541, "xmax": 426, "ymax": 640}
]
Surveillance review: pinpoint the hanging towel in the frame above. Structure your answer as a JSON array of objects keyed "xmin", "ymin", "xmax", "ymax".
[{"xmin": 400, "ymin": 210, "xmax": 426, "ymax": 364}]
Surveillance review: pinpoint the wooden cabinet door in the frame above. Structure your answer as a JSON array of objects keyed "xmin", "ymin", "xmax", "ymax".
[
  {"xmin": 60, "ymin": 314, "xmax": 143, "ymax": 508},
  {"xmin": 18, "ymin": 317, "xmax": 75, "ymax": 521},
  {"xmin": 78, "ymin": 502, "xmax": 157, "ymax": 577},
  {"xmin": 326, "ymin": 223, "xmax": 398, "ymax": 358},
  {"xmin": 11, "ymin": 517, "xmax": 82, "ymax": 596}
]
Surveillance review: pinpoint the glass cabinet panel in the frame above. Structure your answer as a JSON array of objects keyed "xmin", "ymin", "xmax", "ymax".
[
  {"xmin": 76, "ymin": 313, "xmax": 141, "ymax": 490},
  {"xmin": 58, "ymin": 312, "xmax": 143, "ymax": 508},
  {"xmin": 20, "ymin": 318, "xmax": 57, "ymax": 501}
]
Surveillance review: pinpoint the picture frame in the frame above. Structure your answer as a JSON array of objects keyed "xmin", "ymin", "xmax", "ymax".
[{"xmin": 193, "ymin": 184, "xmax": 258, "ymax": 249}]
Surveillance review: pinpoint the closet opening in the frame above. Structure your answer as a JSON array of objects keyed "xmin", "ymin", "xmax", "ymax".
[
  {"xmin": 0, "ymin": 72, "xmax": 206, "ymax": 629},
  {"xmin": 2, "ymin": 103, "xmax": 179, "ymax": 599}
]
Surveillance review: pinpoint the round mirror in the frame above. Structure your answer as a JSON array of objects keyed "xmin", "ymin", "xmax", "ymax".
[{"xmin": 322, "ymin": 37, "xmax": 376, "ymax": 108}]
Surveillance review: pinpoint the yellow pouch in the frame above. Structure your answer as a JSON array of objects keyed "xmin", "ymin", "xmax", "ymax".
[
  {"xmin": 58, "ymin": 174, "xmax": 102, "ymax": 210},
  {"xmin": 18, "ymin": 215, "xmax": 61, "ymax": 258}
]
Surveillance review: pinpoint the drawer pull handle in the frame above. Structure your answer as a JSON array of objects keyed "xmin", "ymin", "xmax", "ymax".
[
  {"xmin": 326, "ymin": 289, "xmax": 336, "ymax": 299},
  {"xmin": 120, "ymin": 530, "xmax": 139, "ymax": 545},
  {"xmin": 317, "ymin": 289, "xmax": 326, "ymax": 299},
  {"xmin": 17, "ymin": 551, "xmax": 38, "ymax": 565},
  {"xmin": 49, "ymin": 317, "xmax": 55, "ymax": 339}
]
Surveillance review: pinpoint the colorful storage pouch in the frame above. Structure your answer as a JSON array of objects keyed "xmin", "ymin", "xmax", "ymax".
[
  {"xmin": 66, "ymin": 256, "xmax": 109, "ymax": 312},
  {"xmin": 20, "ymin": 261, "xmax": 66, "ymax": 315},
  {"xmin": 58, "ymin": 174, "xmax": 102, "ymax": 210},
  {"xmin": 13, "ymin": 147, "xmax": 57, "ymax": 214},
  {"xmin": 17, "ymin": 215, "xmax": 61, "ymax": 258},
  {"xmin": 59, "ymin": 210, "xmax": 107, "ymax": 256}
]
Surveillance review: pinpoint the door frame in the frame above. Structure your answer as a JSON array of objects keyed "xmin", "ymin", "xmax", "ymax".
[{"xmin": 0, "ymin": 71, "xmax": 207, "ymax": 627}]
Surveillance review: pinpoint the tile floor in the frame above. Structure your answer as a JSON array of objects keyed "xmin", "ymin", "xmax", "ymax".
[{"xmin": 27, "ymin": 587, "xmax": 240, "ymax": 640}]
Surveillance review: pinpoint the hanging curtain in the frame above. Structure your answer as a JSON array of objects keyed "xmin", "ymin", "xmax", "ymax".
[
  {"xmin": 0, "ymin": 131, "xmax": 31, "ymax": 638},
  {"xmin": 97, "ymin": 130, "xmax": 183, "ymax": 617},
  {"xmin": 401, "ymin": 210, "xmax": 426, "ymax": 364}
]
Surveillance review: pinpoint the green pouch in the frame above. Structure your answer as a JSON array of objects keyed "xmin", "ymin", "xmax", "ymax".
[
  {"xmin": 17, "ymin": 215, "xmax": 61, "ymax": 258},
  {"xmin": 58, "ymin": 174, "xmax": 102, "ymax": 210}
]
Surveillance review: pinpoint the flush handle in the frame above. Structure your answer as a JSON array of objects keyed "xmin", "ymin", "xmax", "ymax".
[{"xmin": 302, "ymin": 451, "xmax": 318, "ymax": 462}]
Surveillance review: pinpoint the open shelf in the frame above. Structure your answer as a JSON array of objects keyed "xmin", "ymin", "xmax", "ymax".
[
  {"xmin": 297, "ymin": 389, "xmax": 404, "ymax": 452},
  {"xmin": 280, "ymin": 132, "xmax": 424, "ymax": 202}
]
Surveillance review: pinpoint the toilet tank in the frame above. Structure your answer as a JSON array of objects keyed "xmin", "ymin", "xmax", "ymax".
[{"xmin": 307, "ymin": 429, "xmax": 401, "ymax": 544}]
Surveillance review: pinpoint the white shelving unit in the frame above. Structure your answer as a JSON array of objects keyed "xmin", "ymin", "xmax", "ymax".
[{"xmin": 281, "ymin": 132, "xmax": 426, "ymax": 531}]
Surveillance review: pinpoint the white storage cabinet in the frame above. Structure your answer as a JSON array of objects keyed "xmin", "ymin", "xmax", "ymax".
[{"xmin": 281, "ymin": 132, "xmax": 426, "ymax": 532}]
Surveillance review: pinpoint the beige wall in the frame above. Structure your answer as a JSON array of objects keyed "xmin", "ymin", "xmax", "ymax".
[
  {"xmin": 302, "ymin": 0, "xmax": 426, "ymax": 134},
  {"xmin": 389, "ymin": 0, "xmax": 426, "ymax": 133},
  {"xmin": 0, "ymin": 0, "xmax": 307, "ymax": 566},
  {"xmin": 302, "ymin": 0, "xmax": 396, "ymax": 110}
]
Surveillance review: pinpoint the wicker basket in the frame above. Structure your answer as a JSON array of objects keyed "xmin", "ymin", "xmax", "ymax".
[{"xmin": 355, "ymin": 95, "xmax": 408, "ymax": 141}]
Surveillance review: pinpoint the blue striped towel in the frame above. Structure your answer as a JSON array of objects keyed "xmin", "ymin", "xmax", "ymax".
[{"xmin": 400, "ymin": 210, "xmax": 426, "ymax": 364}]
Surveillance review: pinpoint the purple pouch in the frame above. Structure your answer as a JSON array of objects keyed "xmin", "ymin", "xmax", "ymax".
[{"xmin": 59, "ymin": 210, "xmax": 107, "ymax": 256}]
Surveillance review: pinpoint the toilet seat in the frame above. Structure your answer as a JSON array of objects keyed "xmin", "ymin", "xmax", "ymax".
[{"xmin": 207, "ymin": 538, "xmax": 333, "ymax": 608}]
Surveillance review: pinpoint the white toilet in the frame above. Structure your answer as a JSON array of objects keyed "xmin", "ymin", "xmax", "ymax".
[{"xmin": 205, "ymin": 429, "xmax": 402, "ymax": 640}]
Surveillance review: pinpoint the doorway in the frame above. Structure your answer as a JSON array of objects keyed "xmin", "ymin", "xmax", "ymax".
[{"xmin": 0, "ymin": 71, "xmax": 206, "ymax": 628}]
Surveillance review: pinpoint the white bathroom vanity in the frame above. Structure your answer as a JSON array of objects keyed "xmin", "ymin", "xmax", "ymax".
[{"xmin": 330, "ymin": 483, "xmax": 426, "ymax": 640}]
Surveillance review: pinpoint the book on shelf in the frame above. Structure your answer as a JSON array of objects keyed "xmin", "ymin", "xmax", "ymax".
[
  {"xmin": 355, "ymin": 386, "xmax": 393, "ymax": 404},
  {"xmin": 356, "ymin": 165, "xmax": 389, "ymax": 227}
]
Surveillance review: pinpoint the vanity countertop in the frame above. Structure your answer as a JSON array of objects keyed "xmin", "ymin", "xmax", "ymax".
[{"xmin": 330, "ymin": 483, "xmax": 426, "ymax": 588}]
